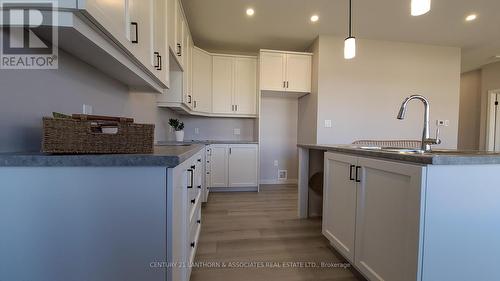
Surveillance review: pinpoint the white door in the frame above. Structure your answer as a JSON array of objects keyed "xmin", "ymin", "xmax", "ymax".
[
  {"xmin": 233, "ymin": 57, "xmax": 257, "ymax": 115},
  {"xmin": 212, "ymin": 56, "xmax": 234, "ymax": 114},
  {"xmin": 209, "ymin": 145, "xmax": 228, "ymax": 188},
  {"xmin": 285, "ymin": 54, "xmax": 312, "ymax": 93},
  {"xmin": 323, "ymin": 152, "xmax": 358, "ymax": 263},
  {"xmin": 192, "ymin": 48, "xmax": 213, "ymax": 113},
  {"xmin": 260, "ymin": 52, "xmax": 286, "ymax": 91},
  {"xmin": 355, "ymin": 157, "xmax": 424, "ymax": 281},
  {"xmin": 152, "ymin": 0, "xmax": 168, "ymax": 85},
  {"xmin": 128, "ymin": 0, "xmax": 153, "ymax": 68},
  {"xmin": 79, "ymin": 0, "xmax": 129, "ymax": 48},
  {"xmin": 228, "ymin": 145, "xmax": 258, "ymax": 187}
]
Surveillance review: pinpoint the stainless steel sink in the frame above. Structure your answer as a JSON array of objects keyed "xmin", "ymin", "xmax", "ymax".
[{"xmin": 358, "ymin": 146, "xmax": 497, "ymax": 155}]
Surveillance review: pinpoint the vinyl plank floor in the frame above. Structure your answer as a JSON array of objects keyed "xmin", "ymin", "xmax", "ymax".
[{"xmin": 190, "ymin": 184, "xmax": 366, "ymax": 281}]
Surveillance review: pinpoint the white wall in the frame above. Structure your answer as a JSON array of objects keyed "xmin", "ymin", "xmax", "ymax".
[
  {"xmin": 260, "ymin": 96, "xmax": 298, "ymax": 183},
  {"xmin": 458, "ymin": 70, "xmax": 482, "ymax": 150},
  {"xmin": 314, "ymin": 36, "xmax": 461, "ymax": 148},
  {"xmin": 479, "ymin": 62, "xmax": 500, "ymax": 150}
]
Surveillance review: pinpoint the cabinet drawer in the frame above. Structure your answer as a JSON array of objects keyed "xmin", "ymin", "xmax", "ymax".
[
  {"xmin": 188, "ymin": 209, "xmax": 201, "ymax": 262},
  {"xmin": 188, "ymin": 192, "xmax": 201, "ymax": 225}
]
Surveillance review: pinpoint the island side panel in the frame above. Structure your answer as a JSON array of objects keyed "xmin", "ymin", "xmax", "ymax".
[
  {"xmin": 298, "ymin": 147, "xmax": 309, "ymax": 218},
  {"xmin": 0, "ymin": 167, "xmax": 168, "ymax": 281},
  {"xmin": 423, "ymin": 165, "xmax": 500, "ymax": 281}
]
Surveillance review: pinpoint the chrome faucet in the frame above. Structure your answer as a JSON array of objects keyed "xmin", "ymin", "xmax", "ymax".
[{"xmin": 397, "ymin": 95, "xmax": 441, "ymax": 152}]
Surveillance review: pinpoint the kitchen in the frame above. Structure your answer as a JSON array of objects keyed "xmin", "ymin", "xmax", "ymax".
[{"xmin": 0, "ymin": 0, "xmax": 499, "ymax": 281}]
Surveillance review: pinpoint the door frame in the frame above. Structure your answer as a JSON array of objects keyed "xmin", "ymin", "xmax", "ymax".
[{"xmin": 486, "ymin": 90, "xmax": 500, "ymax": 151}]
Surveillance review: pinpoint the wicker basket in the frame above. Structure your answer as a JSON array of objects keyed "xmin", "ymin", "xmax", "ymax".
[{"xmin": 42, "ymin": 115, "xmax": 155, "ymax": 154}]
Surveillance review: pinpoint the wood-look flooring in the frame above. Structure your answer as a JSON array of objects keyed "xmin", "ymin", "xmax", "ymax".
[{"xmin": 191, "ymin": 184, "xmax": 365, "ymax": 281}]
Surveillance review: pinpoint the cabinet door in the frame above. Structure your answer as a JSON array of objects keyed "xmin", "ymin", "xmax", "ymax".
[
  {"xmin": 192, "ymin": 48, "xmax": 213, "ymax": 113},
  {"xmin": 128, "ymin": 0, "xmax": 153, "ymax": 68},
  {"xmin": 182, "ymin": 33, "xmax": 193, "ymax": 109},
  {"xmin": 79, "ymin": 0, "xmax": 129, "ymax": 48},
  {"xmin": 212, "ymin": 56, "xmax": 234, "ymax": 114},
  {"xmin": 323, "ymin": 152, "xmax": 358, "ymax": 263},
  {"xmin": 355, "ymin": 157, "xmax": 424, "ymax": 281},
  {"xmin": 167, "ymin": 0, "xmax": 176, "ymax": 53},
  {"xmin": 285, "ymin": 54, "xmax": 312, "ymax": 93},
  {"xmin": 234, "ymin": 57, "xmax": 257, "ymax": 115},
  {"xmin": 259, "ymin": 52, "xmax": 286, "ymax": 91},
  {"xmin": 152, "ymin": 0, "xmax": 169, "ymax": 85},
  {"xmin": 209, "ymin": 145, "xmax": 228, "ymax": 188},
  {"xmin": 174, "ymin": 0, "xmax": 184, "ymax": 68},
  {"xmin": 228, "ymin": 145, "xmax": 258, "ymax": 187}
]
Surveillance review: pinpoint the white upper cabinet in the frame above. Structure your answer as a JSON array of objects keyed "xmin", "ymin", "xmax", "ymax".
[
  {"xmin": 152, "ymin": 0, "xmax": 169, "ymax": 86},
  {"xmin": 212, "ymin": 55, "xmax": 257, "ymax": 116},
  {"xmin": 79, "ymin": 0, "xmax": 129, "ymax": 48},
  {"xmin": 259, "ymin": 51, "xmax": 286, "ymax": 91},
  {"xmin": 192, "ymin": 47, "xmax": 213, "ymax": 113},
  {"xmin": 260, "ymin": 50, "xmax": 312, "ymax": 94},
  {"xmin": 212, "ymin": 56, "xmax": 234, "ymax": 114},
  {"xmin": 128, "ymin": 0, "xmax": 153, "ymax": 71},
  {"xmin": 174, "ymin": 0, "xmax": 185, "ymax": 69},
  {"xmin": 285, "ymin": 54, "xmax": 312, "ymax": 93},
  {"xmin": 234, "ymin": 58, "xmax": 257, "ymax": 115}
]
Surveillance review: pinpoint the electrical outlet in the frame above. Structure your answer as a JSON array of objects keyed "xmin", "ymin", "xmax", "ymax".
[
  {"xmin": 233, "ymin": 128, "xmax": 241, "ymax": 135},
  {"xmin": 436, "ymin": 120, "xmax": 450, "ymax": 127},
  {"xmin": 83, "ymin": 104, "xmax": 93, "ymax": 115},
  {"xmin": 274, "ymin": 160, "xmax": 279, "ymax": 167},
  {"xmin": 324, "ymin": 120, "xmax": 332, "ymax": 128},
  {"xmin": 278, "ymin": 170, "xmax": 288, "ymax": 180},
  {"xmin": 194, "ymin": 128, "xmax": 199, "ymax": 135}
]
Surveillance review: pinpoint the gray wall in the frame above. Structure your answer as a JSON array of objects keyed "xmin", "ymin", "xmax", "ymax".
[
  {"xmin": 313, "ymin": 36, "xmax": 461, "ymax": 148},
  {"xmin": 479, "ymin": 62, "xmax": 500, "ymax": 149},
  {"xmin": 458, "ymin": 70, "xmax": 482, "ymax": 150},
  {"xmin": 181, "ymin": 116, "xmax": 256, "ymax": 141},
  {"xmin": 260, "ymin": 96, "xmax": 298, "ymax": 183}
]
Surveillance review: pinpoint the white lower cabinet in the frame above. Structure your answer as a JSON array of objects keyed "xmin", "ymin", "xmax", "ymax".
[
  {"xmin": 324, "ymin": 152, "xmax": 425, "ymax": 281},
  {"xmin": 207, "ymin": 144, "xmax": 258, "ymax": 189},
  {"xmin": 169, "ymin": 150, "xmax": 204, "ymax": 281}
]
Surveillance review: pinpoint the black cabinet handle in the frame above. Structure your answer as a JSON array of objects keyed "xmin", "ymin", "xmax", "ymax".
[
  {"xmin": 349, "ymin": 165, "xmax": 355, "ymax": 181},
  {"xmin": 158, "ymin": 55, "xmax": 162, "ymax": 71},
  {"xmin": 197, "ymin": 159, "xmax": 202, "ymax": 162},
  {"xmin": 197, "ymin": 219, "xmax": 201, "ymax": 224},
  {"xmin": 154, "ymin": 52, "xmax": 160, "ymax": 69},
  {"xmin": 355, "ymin": 166, "xmax": 361, "ymax": 183},
  {"xmin": 187, "ymin": 169, "xmax": 194, "ymax": 188},
  {"xmin": 188, "ymin": 95, "xmax": 192, "ymax": 104},
  {"xmin": 177, "ymin": 43, "xmax": 182, "ymax": 56},
  {"xmin": 197, "ymin": 185, "xmax": 202, "ymax": 189},
  {"xmin": 131, "ymin": 22, "xmax": 138, "ymax": 44},
  {"xmin": 191, "ymin": 198, "xmax": 196, "ymax": 204},
  {"xmin": 190, "ymin": 242, "xmax": 195, "ymax": 248},
  {"xmin": 283, "ymin": 81, "xmax": 286, "ymax": 88},
  {"xmin": 191, "ymin": 165, "xmax": 196, "ymax": 170},
  {"xmin": 286, "ymin": 81, "xmax": 289, "ymax": 88}
]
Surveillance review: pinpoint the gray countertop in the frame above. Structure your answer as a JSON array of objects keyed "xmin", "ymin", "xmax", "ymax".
[
  {"xmin": 157, "ymin": 140, "xmax": 259, "ymax": 145},
  {"xmin": 298, "ymin": 144, "xmax": 500, "ymax": 165},
  {"xmin": 0, "ymin": 144, "xmax": 206, "ymax": 167}
]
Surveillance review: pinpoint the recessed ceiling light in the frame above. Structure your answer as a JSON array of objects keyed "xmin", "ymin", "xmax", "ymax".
[
  {"xmin": 246, "ymin": 8, "xmax": 255, "ymax": 16},
  {"xmin": 465, "ymin": 14, "xmax": 477, "ymax": 21},
  {"xmin": 310, "ymin": 15, "xmax": 319, "ymax": 22}
]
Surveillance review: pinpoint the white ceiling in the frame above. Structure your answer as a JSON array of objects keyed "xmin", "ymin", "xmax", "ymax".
[{"xmin": 181, "ymin": 0, "xmax": 500, "ymax": 72}]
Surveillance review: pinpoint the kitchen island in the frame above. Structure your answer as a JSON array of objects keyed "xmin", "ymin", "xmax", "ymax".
[
  {"xmin": 298, "ymin": 144, "xmax": 500, "ymax": 281},
  {"xmin": 0, "ymin": 144, "xmax": 206, "ymax": 281}
]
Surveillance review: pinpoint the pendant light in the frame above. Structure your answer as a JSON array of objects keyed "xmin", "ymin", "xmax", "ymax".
[
  {"xmin": 344, "ymin": 0, "xmax": 356, "ymax": 59},
  {"xmin": 411, "ymin": 0, "xmax": 431, "ymax": 16}
]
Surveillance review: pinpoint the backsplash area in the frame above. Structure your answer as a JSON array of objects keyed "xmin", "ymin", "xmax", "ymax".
[{"xmin": 180, "ymin": 116, "xmax": 256, "ymax": 141}]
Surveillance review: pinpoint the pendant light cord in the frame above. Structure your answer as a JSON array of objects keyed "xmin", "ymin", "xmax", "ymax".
[{"xmin": 348, "ymin": 0, "xmax": 352, "ymax": 37}]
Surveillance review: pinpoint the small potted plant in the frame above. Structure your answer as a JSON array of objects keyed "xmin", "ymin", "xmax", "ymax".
[{"xmin": 169, "ymin": 118, "xmax": 185, "ymax": 142}]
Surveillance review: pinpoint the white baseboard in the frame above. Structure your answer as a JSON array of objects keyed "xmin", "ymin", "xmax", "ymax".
[{"xmin": 260, "ymin": 179, "xmax": 298, "ymax": 185}]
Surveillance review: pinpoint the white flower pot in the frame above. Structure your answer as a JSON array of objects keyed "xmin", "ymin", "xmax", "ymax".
[{"xmin": 175, "ymin": 130, "xmax": 184, "ymax": 142}]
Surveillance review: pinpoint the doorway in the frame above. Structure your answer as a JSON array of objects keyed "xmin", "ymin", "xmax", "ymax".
[{"xmin": 486, "ymin": 90, "xmax": 500, "ymax": 151}]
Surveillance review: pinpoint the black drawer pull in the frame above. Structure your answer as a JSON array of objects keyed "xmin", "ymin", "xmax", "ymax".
[
  {"xmin": 131, "ymin": 22, "xmax": 138, "ymax": 43},
  {"xmin": 355, "ymin": 166, "xmax": 361, "ymax": 183},
  {"xmin": 191, "ymin": 199, "xmax": 196, "ymax": 204},
  {"xmin": 197, "ymin": 219, "xmax": 201, "ymax": 224},
  {"xmin": 197, "ymin": 185, "xmax": 202, "ymax": 189},
  {"xmin": 187, "ymin": 169, "xmax": 194, "ymax": 188},
  {"xmin": 349, "ymin": 165, "xmax": 355, "ymax": 181},
  {"xmin": 198, "ymin": 159, "xmax": 202, "ymax": 162},
  {"xmin": 190, "ymin": 242, "xmax": 195, "ymax": 248}
]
